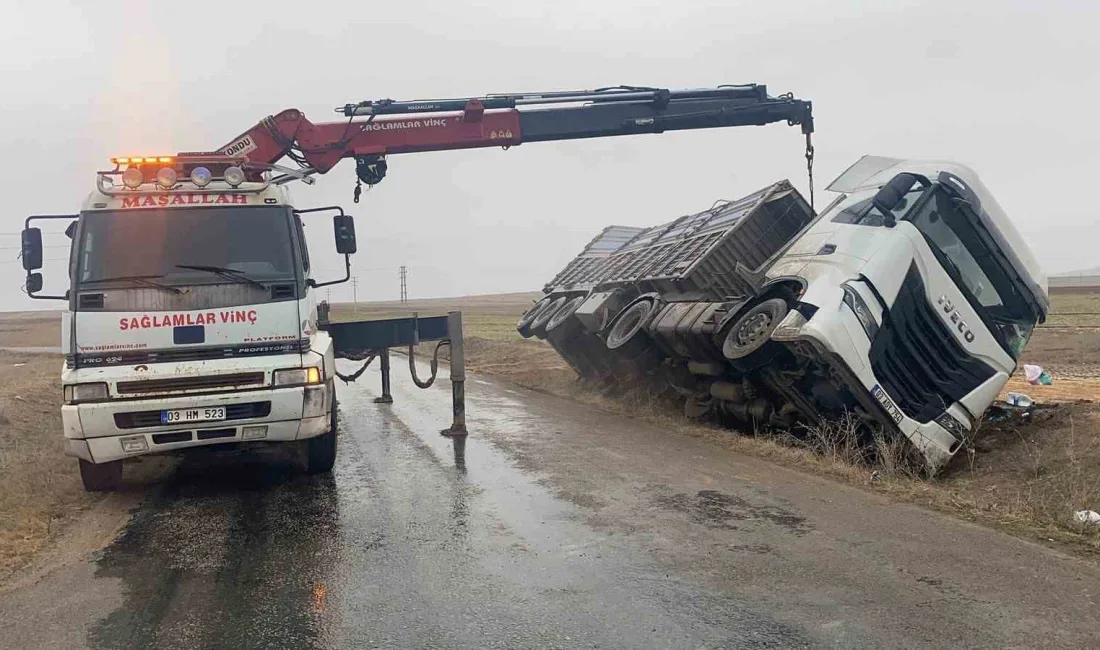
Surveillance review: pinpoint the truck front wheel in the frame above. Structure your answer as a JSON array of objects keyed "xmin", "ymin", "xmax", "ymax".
[
  {"xmin": 78, "ymin": 459, "xmax": 122, "ymax": 492},
  {"xmin": 721, "ymin": 297, "xmax": 789, "ymax": 371},
  {"xmin": 306, "ymin": 405, "xmax": 338, "ymax": 474}
]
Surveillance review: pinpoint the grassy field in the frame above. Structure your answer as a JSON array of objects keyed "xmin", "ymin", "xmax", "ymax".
[{"xmin": 0, "ymin": 351, "xmax": 94, "ymax": 578}]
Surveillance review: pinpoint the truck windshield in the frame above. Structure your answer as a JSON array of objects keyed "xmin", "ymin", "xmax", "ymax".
[
  {"xmin": 77, "ymin": 207, "xmax": 295, "ymax": 287},
  {"xmin": 906, "ymin": 188, "xmax": 1038, "ymax": 358}
]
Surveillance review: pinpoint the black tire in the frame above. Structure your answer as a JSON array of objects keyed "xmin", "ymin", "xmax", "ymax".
[
  {"xmin": 79, "ymin": 459, "xmax": 122, "ymax": 492},
  {"xmin": 306, "ymin": 405, "xmax": 338, "ymax": 475},
  {"xmin": 605, "ymin": 299, "xmax": 657, "ymax": 351},
  {"xmin": 721, "ymin": 297, "xmax": 789, "ymax": 371},
  {"xmin": 517, "ymin": 297, "xmax": 553, "ymax": 338},
  {"xmin": 528, "ymin": 296, "xmax": 568, "ymax": 340},
  {"xmin": 545, "ymin": 295, "xmax": 585, "ymax": 333}
]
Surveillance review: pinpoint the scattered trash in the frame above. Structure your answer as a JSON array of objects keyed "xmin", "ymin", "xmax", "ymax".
[
  {"xmin": 870, "ymin": 470, "xmax": 881, "ymax": 483},
  {"xmin": 12, "ymin": 363, "xmax": 25, "ymax": 368},
  {"xmin": 1023, "ymin": 364, "xmax": 1053, "ymax": 386},
  {"xmin": 1074, "ymin": 510, "xmax": 1100, "ymax": 525},
  {"xmin": 1005, "ymin": 392, "xmax": 1034, "ymax": 408}
]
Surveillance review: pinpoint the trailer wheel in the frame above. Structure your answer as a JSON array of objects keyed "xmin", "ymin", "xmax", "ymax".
[
  {"xmin": 529, "ymin": 296, "xmax": 569, "ymax": 339},
  {"xmin": 78, "ymin": 459, "xmax": 122, "ymax": 492},
  {"xmin": 545, "ymin": 296, "xmax": 585, "ymax": 333},
  {"xmin": 605, "ymin": 299, "xmax": 656, "ymax": 350},
  {"xmin": 721, "ymin": 297, "xmax": 788, "ymax": 370},
  {"xmin": 306, "ymin": 404, "xmax": 338, "ymax": 475},
  {"xmin": 517, "ymin": 297, "xmax": 553, "ymax": 338}
]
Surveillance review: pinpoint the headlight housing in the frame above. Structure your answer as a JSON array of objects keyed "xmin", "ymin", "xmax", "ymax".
[
  {"xmin": 934, "ymin": 410, "xmax": 968, "ymax": 442},
  {"xmin": 842, "ymin": 282, "xmax": 880, "ymax": 341},
  {"xmin": 770, "ymin": 310, "xmax": 808, "ymax": 342},
  {"xmin": 63, "ymin": 382, "xmax": 109, "ymax": 404},
  {"xmin": 273, "ymin": 367, "xmax": 323, "ymax": 387}
]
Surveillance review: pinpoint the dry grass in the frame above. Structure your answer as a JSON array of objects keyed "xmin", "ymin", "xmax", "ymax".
[
  {"xmin": 0, "ymin": 316, "xmax": 61, "ymax": 349},
  {"xmin": 0, "ymin": 351, "xmax": 93, "ymax": 579}
]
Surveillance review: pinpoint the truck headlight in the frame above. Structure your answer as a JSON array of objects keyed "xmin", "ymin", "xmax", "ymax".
[
  {"xmin": 770, "ymin": 310, "xmax": 808, "ymax": 341},
  {"xmin": 842, "ymin": 283, "xmax": 879, "ymax": 341},
  {"xmin": 934, "ymin": 410, "xmax": 968, "ymax": 441},
  {"xmin": 63, "ymin": 382, "xmax": 109, "ymax": 404},
  {"xmin": 273, "ymin": 367, "xmax": 323, "ymax": 386}
]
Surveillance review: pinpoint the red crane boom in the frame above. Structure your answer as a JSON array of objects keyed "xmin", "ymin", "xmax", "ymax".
[{"xmin": 194, "ymin": 84, "xmax": 815, "ymax": 201}]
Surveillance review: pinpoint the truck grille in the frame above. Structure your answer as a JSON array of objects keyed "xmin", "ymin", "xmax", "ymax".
[
  {"xmin": 115, "ymin": 372, "xmax": 266, "ymax": 395},
  {"xmin": 869, "ymin": 265, "xmax": 996, "ymax": 423},
  {"xmin": 114, "ymin": 401, "xmax": 272, "ymax": 429},
  {"xmin": 70, "ymin": 339, "xmax": 308, "ymax": 369}
]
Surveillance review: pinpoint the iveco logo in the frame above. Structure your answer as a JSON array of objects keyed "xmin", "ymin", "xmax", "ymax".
[{"xmin": 936, "ymin": 296, "xmax": 976, "ymax": 343}]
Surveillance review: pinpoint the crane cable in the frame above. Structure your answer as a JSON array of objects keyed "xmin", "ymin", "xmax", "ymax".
[{"xmin": 805, "ymin": 132, "xmax": 815, "ymax": 211}]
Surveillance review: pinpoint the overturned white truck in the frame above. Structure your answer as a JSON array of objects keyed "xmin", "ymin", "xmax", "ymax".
[{"xmin": 519, "ymin": 156, "xmax": 1048, "ymax": 472}]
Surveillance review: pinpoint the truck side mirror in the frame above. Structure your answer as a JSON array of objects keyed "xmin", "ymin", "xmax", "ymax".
[
  {"xmin": 26, "ymin": 272, "xmax": 43, "ymax": 294},
  {"xmin": 871, "ymin": 173, "xmax": 922, "ymax": 228},
  {"xmin": 334, "ymin": 215, "xmax": 357, "ymax": 255},
  {"xmin": 21, "ymin": 227, "xmax": 43, "ymax": 271}
]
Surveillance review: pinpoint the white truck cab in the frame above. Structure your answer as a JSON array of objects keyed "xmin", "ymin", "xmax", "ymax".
[
  {"xmin": 764, "ymin": 156, "xmax": 1047, "ymax": 470},
  {"xmin": 22, "ymin": 156, "xmax": 358, "ymax": 490}
]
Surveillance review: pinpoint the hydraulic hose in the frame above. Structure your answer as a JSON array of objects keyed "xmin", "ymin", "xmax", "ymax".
[
  {"xmin": 335, "ymin": 351, "xmax": 377, "ymax": 383},
  {"xmin": 409, "ymin": 340, "xmax": 451, "ymax": 389}
]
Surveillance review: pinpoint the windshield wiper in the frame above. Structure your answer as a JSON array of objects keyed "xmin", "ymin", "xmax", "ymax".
[
  {"xmin": 175, "ymin": 264, "xmax": 269, "ymax": 290},
  {"xmin": 82, "ymin": 274, "xmax": 183, "ymax": 295}
]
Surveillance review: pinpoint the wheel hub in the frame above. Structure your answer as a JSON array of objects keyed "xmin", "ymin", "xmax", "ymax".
[{"xmin": 736, "ymin": 312, "xmax": 772, "ymax": 347}]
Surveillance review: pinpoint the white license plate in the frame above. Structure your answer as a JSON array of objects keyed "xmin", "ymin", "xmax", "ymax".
[
  {"xmin": 872, "ymin": 384, "xmax": 904, "ymax": 424},
  {"xmin": 161, "ymin": 406, "xmax": 226, "ymax": 424}
]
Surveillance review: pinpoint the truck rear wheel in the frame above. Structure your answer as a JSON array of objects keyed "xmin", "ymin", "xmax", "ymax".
[
  {"xmin": 721, "ymin": 297, "xmax": 788, "ymax": 371},
  {"xmin": 306, "ymin": 405, "xmax": 338, "ymax": 474},
  {"xmin": 78, "ymin": 459, "xmax": 122, "ymax": 492}
]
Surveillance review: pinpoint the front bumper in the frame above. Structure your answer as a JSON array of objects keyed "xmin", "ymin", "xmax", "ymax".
[
  {"xmin": 790, "ymin": 301, "xmax": 981, "ymax": 472},
  {"xmin": 62, "ymin": 383, "xmax": 333, "ymax": 464}
]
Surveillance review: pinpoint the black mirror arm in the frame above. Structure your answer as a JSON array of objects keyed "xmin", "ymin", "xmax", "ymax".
[
  {"xmin": 24, "ymin": 274, "xmax": 67, "ymax": 301},
  {"xmin": 310, "ymin": 254, "xmax": 352, "ymax": 289}
]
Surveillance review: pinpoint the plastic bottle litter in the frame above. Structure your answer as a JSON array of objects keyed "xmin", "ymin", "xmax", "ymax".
[
  {"xmin": 1074, "ymin": 510, "xmax": 1100, "ymax": 525},
  {"xmin": 1005, "ymin": 392, "xmax": 1034, "ymax": 408},
  {"xmin": 1023, "ymin": 364, "xmax": 1053, "ymax": 386}
]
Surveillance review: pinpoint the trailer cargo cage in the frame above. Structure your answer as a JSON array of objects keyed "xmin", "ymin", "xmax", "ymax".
[
  {"xmin": 552, "ymin": 180, "xmax": 816, "ymax": 301},
  {"xmin": 543, "ymin": 225, "xmax": 647, "ymax": 292}
]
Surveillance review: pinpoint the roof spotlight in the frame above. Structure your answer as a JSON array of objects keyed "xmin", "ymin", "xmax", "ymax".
[{"xmin": 223, "ymin": 166, "xmax": 245, "ymax": 187}]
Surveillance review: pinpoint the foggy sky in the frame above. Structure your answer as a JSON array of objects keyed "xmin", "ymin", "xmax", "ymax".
[{"xmin": 3, "ymin": 0, "xmax": 1097, "ymax": 308}]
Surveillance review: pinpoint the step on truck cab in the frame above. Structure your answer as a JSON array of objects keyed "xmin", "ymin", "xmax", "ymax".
[
  {"xmin": 21, "ymin": 156, "xmax": 359, "ymax": 490},
  {"xmin": 524, "ymin": 156, "xmax": 1048, "ymax": 473}
]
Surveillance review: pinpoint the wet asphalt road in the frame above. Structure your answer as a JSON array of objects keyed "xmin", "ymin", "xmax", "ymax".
[{"xmin": 3, "ymin": 361, "xmax": 1100, "ymax": 648}]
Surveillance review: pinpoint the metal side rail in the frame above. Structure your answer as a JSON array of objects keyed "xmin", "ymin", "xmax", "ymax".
[{"xmin": 320, "ymin": 310, "xmax": 467, "ymax": 437}]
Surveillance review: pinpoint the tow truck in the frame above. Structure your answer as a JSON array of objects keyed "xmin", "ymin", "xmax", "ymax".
[{"xmin": 20, "ymin": 84, "xmax": 816, "ymax": 490}]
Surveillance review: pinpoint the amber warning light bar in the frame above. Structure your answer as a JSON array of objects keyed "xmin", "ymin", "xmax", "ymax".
[{"xmin": 99, "ymin": 155, "xmax": 253, "ymax": 193}]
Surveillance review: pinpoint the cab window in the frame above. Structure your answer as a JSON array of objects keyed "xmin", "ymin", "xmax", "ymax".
[{"xmin": 906, "ymin": 189, "xmax": 1037, "ymax": 357}]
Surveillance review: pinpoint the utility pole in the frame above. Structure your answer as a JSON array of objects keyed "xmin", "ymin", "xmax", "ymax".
[
  {"xmin": 351, "ymin": 276, "xmax": 359, "ymax": 313},
  {"xmin": 399, "ymin": 265, "xmax": 408, "ymax": 304}
]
